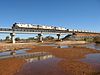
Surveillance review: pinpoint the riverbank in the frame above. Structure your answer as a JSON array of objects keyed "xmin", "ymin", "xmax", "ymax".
[
  {"xmin": 0, "ymin": 41, "xmax": 88, "ymax": 52},
  {"xmin": 0, "ymin": 43, "xmax": 37, "ymax": 52},
  {"xmin": 56, "ymin": 41, "xmax": 87, "ymax": 45}
]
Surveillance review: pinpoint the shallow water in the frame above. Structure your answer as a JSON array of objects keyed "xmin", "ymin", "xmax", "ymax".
[
  {"xmin": 69, "ymin": 43, "xmax": 100, "ymax": 50},
  {"xmin": 81, "ymin": 53, "xmax": 100, "ymax": 64},
  {"xmin": 0, "ymin": 48, "xmax": 30, "ymax": 57},
  {"xmin": 39, "ymin": 43, "xmax": 57, "ymax": 46},
  {"xmin": 56, "ymin": 45, "xmax": 72, "ymax": 48},
  {"xmin": 85, "ymin": 43, "xmax": 100, "ymax": 50},
  {"xmin": 56, "ymin": 44, "xmax": 100, "ymax": 49},
  {"xmin": 15, "ymin": 53, "xmax": 66, "ymax": 75},
  {"xmin": 81, "ymin": 53, "xmax": 100, "ymax": 71}
]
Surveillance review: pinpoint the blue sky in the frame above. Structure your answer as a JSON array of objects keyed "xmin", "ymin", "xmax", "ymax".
[{"xmin": 0, "ymin": 0, "xmax": 100, "ymax": 39}]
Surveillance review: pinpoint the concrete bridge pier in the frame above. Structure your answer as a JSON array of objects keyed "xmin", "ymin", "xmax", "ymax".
[
  {"xmin": 57, "ymin": 34, "xmax": 61, "ymax": 41},
  {"xmin": 10, "ymin": 33, "xmax": 15, "ymax": 44},
  {"xmin": 38, "ymin": 34, "xmax": 43, "ymax": 42}
]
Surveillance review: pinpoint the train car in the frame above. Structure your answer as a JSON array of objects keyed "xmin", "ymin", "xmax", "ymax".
[
  {"xmin": 73, "ymin": 29, "xmax": 78, "ymax": 32},
  {"xmin": 37, "ymin": 25, "xmax": 43, "ymax": 29},
  {"xmin": 31, "ymin": 24, "xmax": 38, "ymax": 28},
  {"xmin": 85, "ymin": 30, "xmax": 88, "ymax": 32},
  {"xmin": 37, "ymin": 25, "xmax": 55, "ymax": 29},
  {"xmin": 60, "ymin": 27, "xmax": 66, "ymax": 30},
  {"xmin": 77, "ymin": 30, "xmax": 82, "ymax": 32},
  {"xmin": 81, "ymin": 30, "xmax": 85, "ymax": 32},
  {"xmin": 55, "ymin": 27, "xmax": 66, "ymax": 30},
  {"xmin": 69, "ymin": 29, "xmax": 73, "ymax": 32},
  {"xmin": 13, "ymin": 23, "xmax": 37, "ymax": 29},
  {"xmin": 47, "ymin": 26, "xmax": 55, "ymax": 29},
  {"xmin": 42, "ymin": 26, "xmax": 54, "ymax": 29},
  {"xmin": 55, "ymin": 27, "xmax": 61, "ymax": 30}
]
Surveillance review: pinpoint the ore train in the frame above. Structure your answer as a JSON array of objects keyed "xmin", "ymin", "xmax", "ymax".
[
  {"xmin": 12, "ymin": 23, "xmax": 66, "ymax": 30},
  {"xmin": 12, "ymin": 23, "xmax": 89, "ymax": 32}
]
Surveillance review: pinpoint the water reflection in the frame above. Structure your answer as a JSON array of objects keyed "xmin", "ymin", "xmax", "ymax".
[
  {"xmin": 81, "ymin": 53, "xmax": 100, "ymax": 71},
  {"xmin": 86, "ymin": 43, "xmax": 100, "ymax": 50},
  {"xmin": 15, "ymin": 54, "xmax": 66, "ymax": 75},
  {"xmin": 71, "ymin": 43, "xmax": 100, "ymax": 50},
  {"xmin": 36, "ymin": 42, "xmax": 100, "ymax": 50},
  {"xmin": 57, "ymin": 45, "xmax": 71, "ymax": 48},
  {"xmin": 56, "ymin": 44, "xmax": 99, "ymax": 49},
  {"xmin": 39, "ymin": 43, "xmax": 57, "ymax": 46},
  {"xmin": 81, "ymin": 53, "xmax": 100, "ymax": 64},
  {"xmin": 25, "ymin": 54, "xmax": 54, "ymax": 63},
  {"xmin": 82, "ymin": 43, "xmax": 100, "ymax": 50},
  {"xmin": 0, "ymin": 48, "xmax": 30, "ymax": 57}
]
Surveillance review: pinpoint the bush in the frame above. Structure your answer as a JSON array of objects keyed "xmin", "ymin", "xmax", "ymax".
[{"xmin": 93, "ymin": 37, "xmax": 100, "ymax": 43}]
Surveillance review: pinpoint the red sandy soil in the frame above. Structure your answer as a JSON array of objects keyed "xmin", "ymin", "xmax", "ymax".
[
  {"xmin": 0, "ymin": 58, "xmax": 25, "ymax": 75},
  {"xmin": 0, "ymin": 43, "xmax": 35, "ymax": 52},
  {"xmin": 0, "ymin": 45, "xmax": 100, "ymax": 75},
  {"xmin": 27, "ymin": 46, "xmax": 100, "ymax": 59}
]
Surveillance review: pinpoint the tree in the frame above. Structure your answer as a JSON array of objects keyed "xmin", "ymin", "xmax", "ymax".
[
  {"xmin": 5, "ymin": 36, "xmax": 10, "ymax": 41},
  {"xmin": 93, "ymin": 37, "xmax": 100, "ymax": 43},
  {"xmin": 44, "ymin": 36, "xmax": 54, "ymax": 40},
  {"xmin": 15, "ymin": 37, "xmax": 20, "ymax": 41},
  {"xmin": 27, "ymin": 37, "xmax": 34, "ymax": 40}
]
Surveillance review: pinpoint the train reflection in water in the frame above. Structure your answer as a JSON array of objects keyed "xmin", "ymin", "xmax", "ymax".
[{"xmin": 25, "ymin": 54, "xmax": 54, "ymax": 63}]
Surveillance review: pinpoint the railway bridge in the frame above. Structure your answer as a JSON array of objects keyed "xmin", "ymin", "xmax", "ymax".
[{"xmin": 0, "ymin": 23, "xmax": 100, "ymax": 43}]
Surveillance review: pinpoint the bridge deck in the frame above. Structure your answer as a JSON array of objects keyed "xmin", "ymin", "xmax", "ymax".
[{"xmin": 0, "ymin": 28, "xmax": 99, "ymax": 34}]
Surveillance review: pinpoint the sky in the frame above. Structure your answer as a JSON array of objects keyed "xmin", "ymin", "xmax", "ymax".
[{"xmin": 0, "ymin": 0, "xmax": 100, "ymax": 39}]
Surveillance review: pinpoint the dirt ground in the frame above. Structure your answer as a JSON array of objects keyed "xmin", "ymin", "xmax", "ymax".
[
  {"xmin": 0, "ymin": 44, "xmax": 100, "ymax": 75},
  {"xmin": 0, "ymin": 58, "xmax": 25, "ymax": 75}
]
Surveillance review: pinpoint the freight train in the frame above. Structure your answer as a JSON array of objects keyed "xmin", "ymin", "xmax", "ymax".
[
  {"xmin": 12, "ymin": 23, "xmax": 89, "ymax": 32},
  {"xmin": 12, "ymin": 23, "xmax": 66, "ymax": 30}
]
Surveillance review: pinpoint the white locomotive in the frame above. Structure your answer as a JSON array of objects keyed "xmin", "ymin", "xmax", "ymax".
[{"xmin": 12, "ymin": 23, "xmax": 66, "ymax": 30}]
